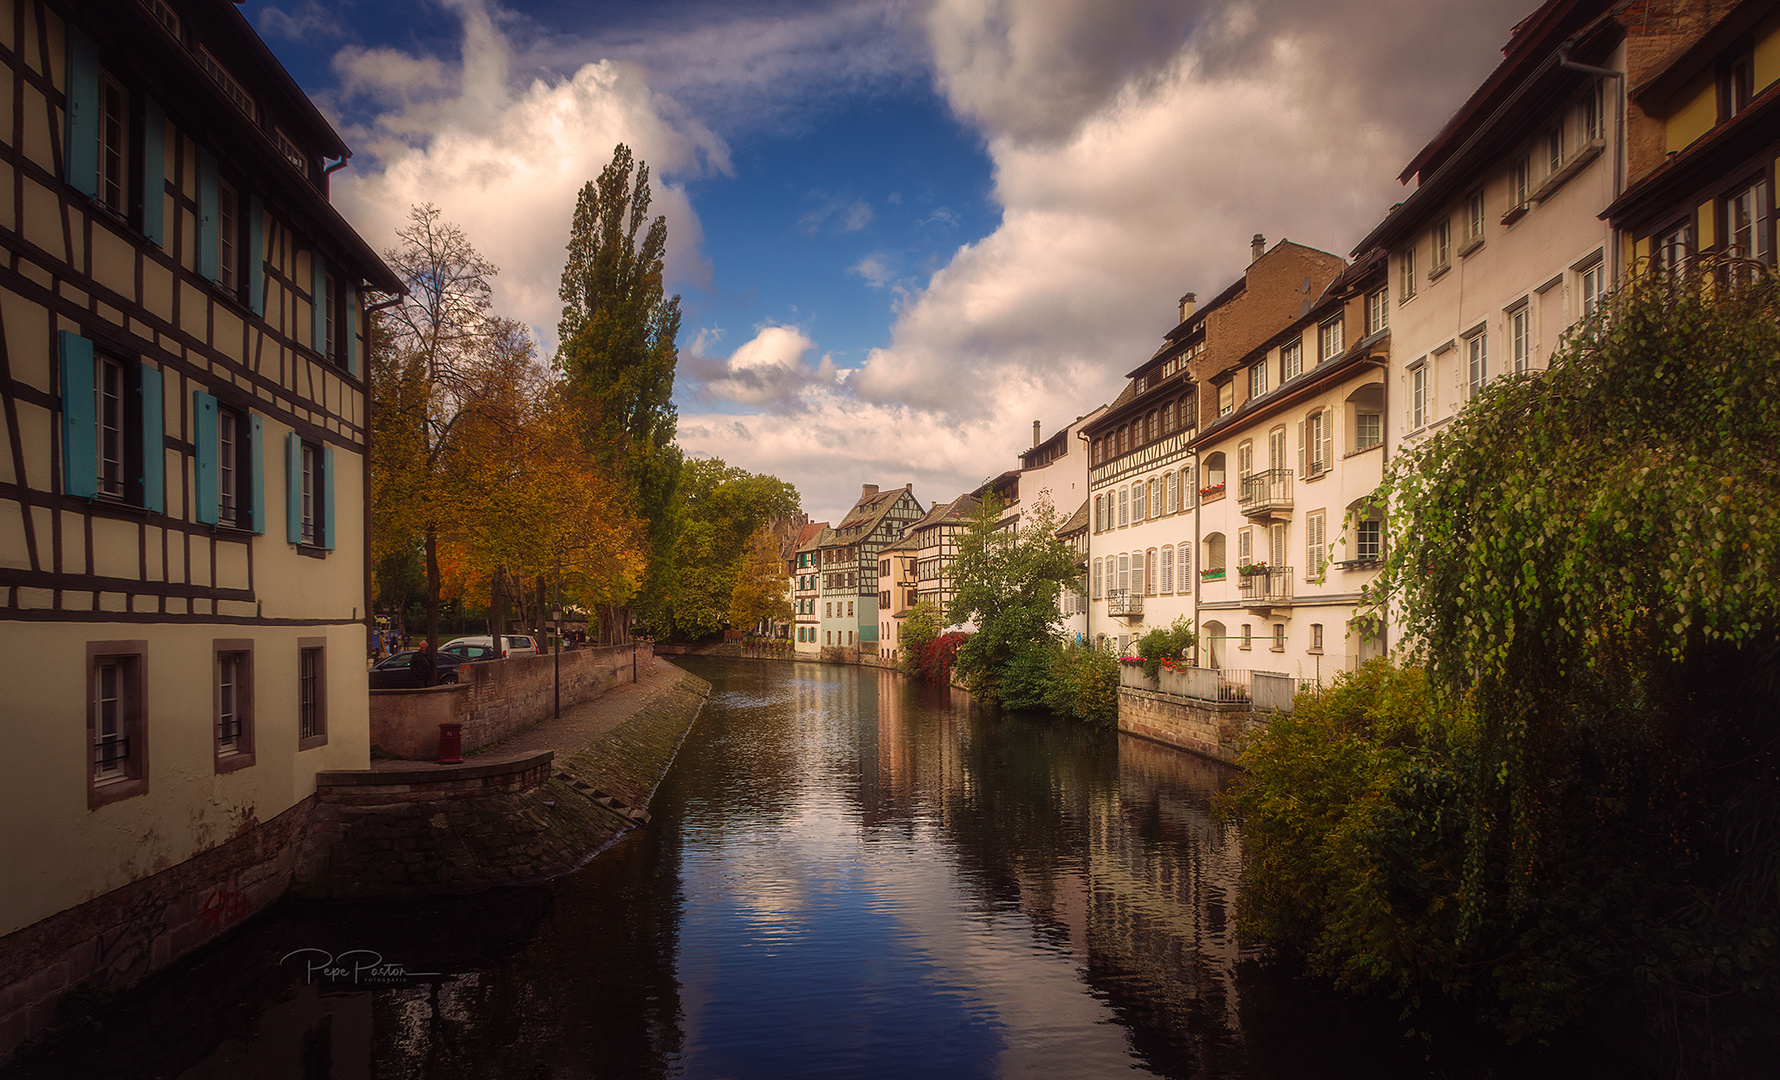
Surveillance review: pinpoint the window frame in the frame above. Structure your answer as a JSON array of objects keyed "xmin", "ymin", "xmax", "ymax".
[
  {"xmin": 1466, "ymin": 329, "xmax": 1489, "ymax": 398},
  {"xmin": 1318, "ymin": 316, "xmax": 1344, "ymax": 363},
  {"xmin": 1466, "ymin": 188, "xmax": 1486, "ymax": 243},
  {"xmin": 297, "ymin": 640, "xmax": 327, "ymax": 750},
  {"xmin": 1431, "ymin": 218, "xmax": 1452, "ymax": 273},
  {"xmin": 1410, "ymin": 361, "xmax": 1429, "ymax": 430},
  {"xmin": 88, "ymin": 640, "xmax": 148, "ymax": 807},
  {"xmin": 1279, "ymin": 337, "xmax": 1303, "ymax": 381},
  {"xmin": 1365, "ymin": 288, "xmax": 1388, "ymax": 336},
  {"xmin": 214, "ymin": 640, "xmax": 255, "ymax": 773},
  {"xmin": 1399, "ymin": 245, "xmax": 1417, "ymax": 302},
  {"xmin": 1248, "ymin": 361, "xmax": 1266, "ymax": 400},
  {"xmin": 1509, "ymin": 303, "xmax": 1531, "ymax": 373}
]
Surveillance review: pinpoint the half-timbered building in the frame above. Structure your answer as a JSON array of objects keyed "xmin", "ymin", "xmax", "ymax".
[{"xmin": 0, "ymin": 0, "xmax": 400, "ymax": 1058}]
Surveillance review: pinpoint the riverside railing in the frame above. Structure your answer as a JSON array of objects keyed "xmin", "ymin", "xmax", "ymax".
[{"xmin": 1120, "ymin": 664, "xmax": 1317, "ymax": 712}]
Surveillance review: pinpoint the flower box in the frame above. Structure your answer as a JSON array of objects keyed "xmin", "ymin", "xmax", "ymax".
[
  {"xmin": 1198, "ymin": 483, "xmax": 1226, "ymax": 498},
  {"xmin": 1200, "ymin": 569, "xmax": 1226, "ymax": 580}
]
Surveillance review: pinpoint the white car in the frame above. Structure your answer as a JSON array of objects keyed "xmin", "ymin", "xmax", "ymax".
[{"xmin": 444, "ymin": 634, "xmax": 542, "ymax": 659}]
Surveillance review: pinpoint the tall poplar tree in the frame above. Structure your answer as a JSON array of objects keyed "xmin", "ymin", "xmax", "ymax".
[{"xmin": 556, "ymin": 144, "xmax": 684, "ymax": 637}]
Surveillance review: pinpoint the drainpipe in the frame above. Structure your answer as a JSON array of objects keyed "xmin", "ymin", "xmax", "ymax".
[
  {"xmin": 1558, "ymin": 42, "xmax": 1626, "ymax": 285},
  {"xmin": 1077, "ymin": 429, "xmax": 1093, "ymax": 650}
]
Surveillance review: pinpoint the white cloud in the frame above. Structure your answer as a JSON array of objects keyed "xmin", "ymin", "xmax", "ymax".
[
  {"xmin": 258, "ymin": 1, "xmax": 349, "ymax": 41},
  {"xmin": 798, "ymin": 194, "xmax": 876, "ymax": 235},
  {"xmin": 683, "ymin": 0, "xmax": 1531, "ymax": 521},
  {"xmin": 329, "ymin": 0, "xmax": 729, "ymax": 352},
  {"xmin": 851, "ymin": 253, "xmax": 893, "ymax": 288},
  {"xmin": 683, "ymin": 325, "xmax": 838, "ymax": 411}
]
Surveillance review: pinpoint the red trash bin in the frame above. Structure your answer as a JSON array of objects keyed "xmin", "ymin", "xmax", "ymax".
[{"xmin": 437, "ymin": 722, "xmax": 463, "ymax": 764}]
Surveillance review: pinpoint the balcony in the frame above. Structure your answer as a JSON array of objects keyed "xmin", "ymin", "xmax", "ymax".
[
  {"xmin": 1105, "ymin": 589, "xmax": 1143, "ymax": 619},
  {"xmin": 1237, "ymin": 565, "xmax": 1293, "ymax": 610},
  {"xmin": 1238, "ymin": 468, "xmax": 1293, "ymax": 519}
]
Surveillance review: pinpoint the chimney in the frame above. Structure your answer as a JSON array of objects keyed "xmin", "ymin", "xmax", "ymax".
[
  {"xmin": 1251, "ymin": 233, "xmax": 1266, "ymax": 262},
  {"xmin": 1033, "ymin": 420, "xmax": 1042, "ymax": 447},
  {"xmin": 1178, "ymin": 292, "xmax": 1196, "ymax": 322},
  {"xmin": 861, "ymin": 484, "xmax": 879, "ymax": 499}
]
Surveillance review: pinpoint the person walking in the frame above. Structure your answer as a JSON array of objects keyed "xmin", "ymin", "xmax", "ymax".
[{"xmin": 416, "ymin": 641, "xmax": 437, "ymax": 688}]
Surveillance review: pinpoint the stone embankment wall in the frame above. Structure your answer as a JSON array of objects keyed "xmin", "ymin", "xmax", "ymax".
[
  {"xmin": 371, "ymin": 643, "xmax": 653, "ymax": 760},
  {"xmin": 1117, "ymin": 687, "xmax": 1263, "ymax": 766},
  {"xmin": 294, "ymin": 667, "xmax": 710, "ymax": 900}
]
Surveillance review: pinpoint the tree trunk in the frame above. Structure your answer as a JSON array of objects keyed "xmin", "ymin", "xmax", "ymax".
[{"xmin": 424, "ymin": 524, "xmax": 440, "ymax": 686}]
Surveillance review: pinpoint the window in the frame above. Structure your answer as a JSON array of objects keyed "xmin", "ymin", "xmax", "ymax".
[
  {"xmin": 89, "ymin": 642, "xmax": 147, "ymax": 806},
  {"xmin": 60, "ymin": 333, "xmax": 165, "ymax": 510},
  {"xmin": 1093, "ymin": 559, "xmax": 1102, "ymax": 599},
  {"xmin": 1355, "ymin": 515, "xmax": 1383, "ymax": 561},
  {"xmin": 1466, "ymin": 189, "xmax": 1486, "ymax": 243},
  {"xmin": 199, "ymin": 46, "xmax": 257, "ymax": 120},
  {"xmin": 195, "ymin": 399, "xmax": 262, "ymax": 532},
  {"xmin": 848, "ymin": 601, "xmax": 854, "ymax": 617},
  {"xmin": 1218, "ymin": 382, "xmax": 1235, "ymax": 416},
  {"xmin": 1203, "ymin": 452, "xmax": 1225, "ymax": 492},
  {"xmin": 1133, "ymin": 480, "xmax": 1147, "ymax": 522},
  {"xmin": 1237, "ymin": 440, "xmax": 1254, "ymax": 479},
  {"xmin": 1269, "ymin": 426, "xmax": 1287, "ymax": 469},
  {"xmin": 1432, "ymin": 219, "xmax": 1451, "ymax": 271},
  {"xmin": 1721, "ymin": 52, "xmax": 1754, "ymax": 121},
  {"xmin": 1510, "ymin": 305, "xmax": 1531, "ymax": 373},
  {"xmin": 1238, "ymin": 528, "xmax": 1253, "ymax": 567},
  {"xmin": 1467, "ymin": 331, "xmax": 1488, "ymax": 397},
  {"xmin": 1318, "ymin": 317, "xmax": 1344, "ymax": 362},
  {"xmin": 1161, "ymin": 546, "xmax": 1174, "ymax": 593},
  {"xmin": 1118, "ymin": 554, "xmax": 1130, "ymax": 594},
  {"xmin": 218, "ymin": 180, "xmax": 239, "ymax": 293},
  {"xmin": 1580, "ymin": 260, "xmax": 1604, "ymax": 317},
  {"xmin": 1544, "ymin": 125, "xmax": 1564, "ymax": 176},
  {"xmin": 1725, "ymin": 179, "xmax": 1770, "ymax": 280},
  {"xmin": 1584, "ymin": 79, "xmax": 1605, "ymax": 141},
  {"xmin": 1399, "ymin": 246, "xmax": 1417, "ymax": 302},
  {"xmin": 1118, "ymin": 487, "xmax": 1129, "ymax": 527},
  {"xmin": 1300, "ymin": 409, "xmax": 1332, "ymax": 477},
  {"xmin": 1310, "ymin": 624, "xmax": 1324, "ymax": 653},
  {"xmin": 1162, "ymin": 401, "xmax": 1175, "ymax": 433},
  {"xmin": 1307, "ymin": 510, "xmax": 1327, "ymax": 577},
  {"xmin": 1163, "ymin": 472, "xmax": 1176, "ymax": 514},
  {"xmin": 1095, "ymin": 495, "xmax": 1105, "ymax": 532},
  {"xmin": 1241, "ymin": 624, "xmax": 1252, "ymax": 650},
  {"xmin": 1511, "ymin": 155, "xmax": 1530, "ymax": 210},
  {"xmin": 274, "ymin": 128, "xmax": 307, "ymax": 174},
  {"xmin": 1133, "ymin": 550, "xmax": 1146, "ymax": 595},
  {"xmin": 1248, "ymin": 361, "xmax": 1266, "ymax": 399},
  {"xmin": 1205, "ymin": 533, "xmax": 1225, "ymax": 573},
  {"xmin": 98, "ymin": 72, "xmax": 130, "ymax": 215},
  {"xmin": 98, "ymin": 354, "xmax": 126, "ymax": 499},
  {"xmin": 1280, "ymin": 337, "xmax": 1303, "ymax": 381},
  {"xmin": 1148, "ymin": 478, "xmax": 1160, "ymax": 519},
  {"xmin": 286, "ymin": 435, "xmax": 334, "ymax": 550},
  {"xmin": 1655, "ymin": 226, "xmax": 1691, "ymax": 278},
  {"xmin": 1272, "ymin": 624, "xmax": 1286, "ymax": 651},
  {"xmin": 1355, "ymin": 410, "xmax": 1381, "ymax": 450},
  {"xmin": 215, "ymin": 643, "xmax": 254, "ymax": 772},
  {"xmin": 1365, "ymin": 288, "xmax": 1388, "ymax": 335}
]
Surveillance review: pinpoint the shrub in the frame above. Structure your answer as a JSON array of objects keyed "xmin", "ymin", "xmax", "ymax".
[
  {"xmin": 1134, "ymin": 617, "xmax": 1195, "ymax": 680},
  {"xmin": 1043, "ymin": 638, "xmax": 1120, "ymax": 728}
]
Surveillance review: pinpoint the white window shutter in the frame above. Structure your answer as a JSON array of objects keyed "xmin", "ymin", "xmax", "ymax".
[
  {"xmin": 1297, "ymin": 420, "xmax": 1306, "ymax": 476},
  {"xmin": 1321, "ymin": 408, "xmax": 1334, "ymax": 472}
]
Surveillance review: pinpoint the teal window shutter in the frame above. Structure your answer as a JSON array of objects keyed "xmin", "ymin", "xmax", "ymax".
[
  {"xmin": 197, "ymin": 150, "xmax": 218, "ymax": 281},
  {"xmin": 322, "ymin": 446, "xmax": 336, "ymax": 551},
  {"xmin": 193, "ymin": 391, "xmax": 218, "ymax": 525},
  {"xmin": 138, "ymin": 364, "xmax": 163, "ymax": 512},
  {"xmin": 311, "ymin": 253, "xmax": 327, "ymax": 353},
  {"xmin": 58, "ymin": 331, "xmax": 97, "ymax": 498},
  {"xmin": 248, "ymin": 195, "xmax": 265, "ymax": 315},
  {"xmin": 65, "ymin": 30, "xmax": 100, "ymax": 198},
  {"xmin": 248, "ymin": 414, "xmax": 265, "ymax": 535},
  {"xmin": 141, "ymin": 99, "xmax": 166, "ymax": 246},
  {"xmin": 286, "ymin": 432, "xmax": 303, "ymax": 544},
  {"xmin": 344, "ymin": 285, "xmax": 359, "ymax": 376}
]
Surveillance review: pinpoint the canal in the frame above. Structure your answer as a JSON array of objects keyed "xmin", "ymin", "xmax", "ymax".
[{"xmin": 6, "ymin": 658, "xmax": 1623, "ymax": 1078}]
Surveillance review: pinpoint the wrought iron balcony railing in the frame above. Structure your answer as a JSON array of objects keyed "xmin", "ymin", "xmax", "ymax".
[
  {"xmin": 1238, "ymin": 468, "xmax": 1293, "ymax": 516},
  {"xmin": 1237, "ymin": 565, "xmax": 1293, "ymax": 606},
  {"xmin": 1105, "ymin": 589, "xmax": 1143, "ymax": 617}
]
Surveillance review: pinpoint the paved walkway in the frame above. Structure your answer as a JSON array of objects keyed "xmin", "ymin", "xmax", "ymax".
[{"xmin": 367, "ymin": 656, "xmax": 687, "ymax": 772}]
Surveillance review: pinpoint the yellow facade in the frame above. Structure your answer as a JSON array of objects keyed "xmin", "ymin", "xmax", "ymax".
[{"xmin": 0, "ymin": 0, "xmax": 396, "ymax": 959}]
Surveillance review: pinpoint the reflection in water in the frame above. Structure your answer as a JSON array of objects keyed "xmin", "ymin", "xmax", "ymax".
[{"xmin": 5, "ymin": 658, "xmax": 1622, "ymax": 1079}]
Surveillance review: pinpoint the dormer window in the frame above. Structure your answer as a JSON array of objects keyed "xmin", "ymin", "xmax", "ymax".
[
  {"xmin": 138, "ymin": 0, "xmax": 180, "ymax": 36},
  {"xmin": 1721, "ymin": 52, "xmax": 1753, "ymax": 121},
  {"xmin": 199, "ymin": 47, "xmax": 257, "ymax": 121},
  {"xmin": 275, "ymin": 129, "xmax": 308, "ymax": 175}
]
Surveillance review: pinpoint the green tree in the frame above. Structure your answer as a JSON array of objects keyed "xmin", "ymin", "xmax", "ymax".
[
  {"xmin": 656, "ymin": 456, "xmax": 800, "ymax": 639},
  {"xmin": 1231, "ymin": 266, "xmax": 1780, "ymax": 1056},
  {"xmin": 1042, "ymin": 638, "xmax": 1121, "ymax": 728},
  {"xmin": 556, "ymin": 144, "xmax": 685, "ymax": 638},
  {"xmin": 947, "ymin": 494, "xmax": 1079, "ymax": 708}
]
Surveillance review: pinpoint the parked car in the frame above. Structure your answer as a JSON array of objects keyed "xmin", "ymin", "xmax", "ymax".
[
  {"xmin": 369, "ymin": 649, "xmax": 471, "ymax": 690},
  {"xmin": 445, "ymin": 634, "xmax": 542, "ymax": 659},
  {"xmin": 440, "ymin": 640, "xmax": 499, "ymax": 663}
]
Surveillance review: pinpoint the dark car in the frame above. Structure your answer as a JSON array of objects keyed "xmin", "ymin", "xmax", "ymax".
[
  {"xmin": 369, "ymin": 649, "xmax": 471, "ymax": 690},
  {"xmin": 440, "ymin": 641, "xmax": 499, "ymax": 663}
]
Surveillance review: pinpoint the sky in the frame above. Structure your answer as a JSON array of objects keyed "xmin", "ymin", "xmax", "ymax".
[{"xmin": 242, "ymin": 0, "xmax": 1532, "ymax": 525}]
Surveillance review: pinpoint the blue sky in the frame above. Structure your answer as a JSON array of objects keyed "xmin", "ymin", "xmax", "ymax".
[{"xmin": 242, "ymin": 0, "xmax": 1530, "ymax": 524}]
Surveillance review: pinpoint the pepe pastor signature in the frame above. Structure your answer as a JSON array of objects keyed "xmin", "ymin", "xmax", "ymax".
[{"xmin": 279, "ymin": 947, "xmax": 442, "ymax": 985}]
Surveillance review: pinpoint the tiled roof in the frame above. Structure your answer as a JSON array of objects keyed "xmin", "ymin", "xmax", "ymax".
[{"xmin": 1056, "ymin": 498, "xmax": 1090, "ymax": 537}]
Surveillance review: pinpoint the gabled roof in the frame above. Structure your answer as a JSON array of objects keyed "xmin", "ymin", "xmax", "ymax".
[
  {"xmin": 796, "ymin": 524, "xmax": 832, "ymax": 554},
  {"xmin": 913, "ymin": 493, "xmax": 979, "ymax": 531},
  {"xmin": 1056, "ymin": 498, "xmax": 1090, "ymax": 538}
]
